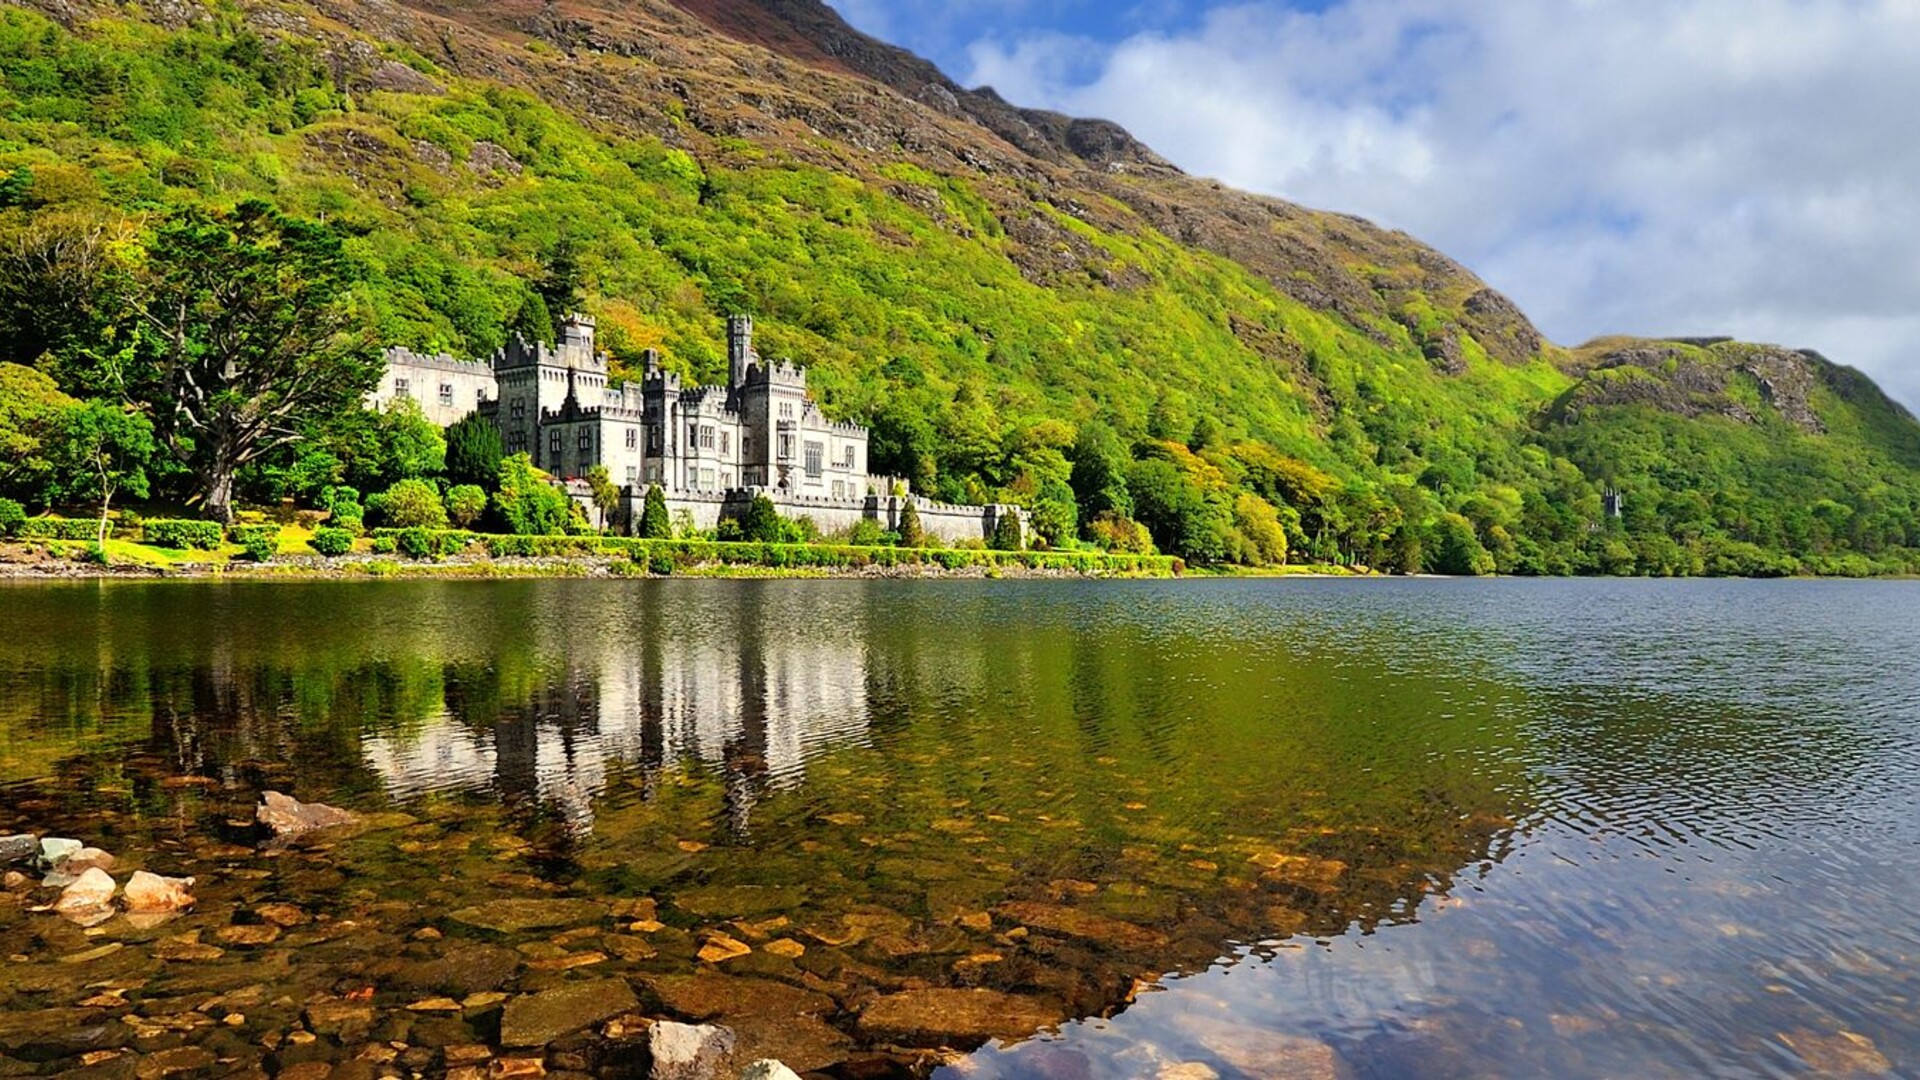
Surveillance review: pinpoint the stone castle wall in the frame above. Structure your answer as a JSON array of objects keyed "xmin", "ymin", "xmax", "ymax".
[{"xmin": 601, "ymin": 487, "xmax": 1023, "ymax": 545}]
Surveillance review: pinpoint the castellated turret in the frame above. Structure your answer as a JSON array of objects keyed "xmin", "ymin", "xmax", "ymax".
[
  {"xmin": 560, "ymin": 312, "xmax": 597, "ymax": 354},
  {"xmin": 728, "ymin": 314, "xmax": 755, "ymax": 389}
]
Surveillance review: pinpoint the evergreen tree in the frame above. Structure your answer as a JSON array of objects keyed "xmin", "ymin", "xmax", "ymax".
[
  {"xmin": 991, "ymin": 506, "xmax": 1024, "ymax": 551},
  {"xmin": 639, "ymin": 483, "xmax": 671, "ymax": 539},
  {"xmin": 445, "ymin": 413, "xmax": 503, "ymax": 491},
  {"xmin": 898, "ymin": 496, "xmax": 924, "ymax": 548}
]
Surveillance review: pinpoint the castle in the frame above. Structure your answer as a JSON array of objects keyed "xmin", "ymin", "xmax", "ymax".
[{"xmin": 372, "ymin": 313, "xmax": 1019, "ymax": 543}]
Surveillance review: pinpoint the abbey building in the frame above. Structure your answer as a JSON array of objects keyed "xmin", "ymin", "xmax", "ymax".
[{"xmin": 371, "ymin": 313, "xmax": 1019, "ymax": 543}]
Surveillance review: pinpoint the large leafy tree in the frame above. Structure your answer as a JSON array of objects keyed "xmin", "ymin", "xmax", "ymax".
[
  {"xmin": 104, "ymin": 200, "xmax": 379, "ymax": 522},
  {"xmin": 0, "ymin": 362, "xmax": 76, "ymax": 506}
]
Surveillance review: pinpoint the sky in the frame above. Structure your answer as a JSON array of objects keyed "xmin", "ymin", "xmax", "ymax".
[{"xmin": 825, "ymin": 0, "xmax": 1920, "ymax": 409}]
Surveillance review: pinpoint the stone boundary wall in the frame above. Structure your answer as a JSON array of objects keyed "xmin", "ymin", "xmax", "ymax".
[{"xmin": 603, "ymin": 486, "xmax": 1023, "ymax": 545}]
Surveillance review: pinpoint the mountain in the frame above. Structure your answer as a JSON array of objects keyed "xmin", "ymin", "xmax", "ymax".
[{"xmin": 3, "ymin": 0, "xmax": 1919, "ymax": 574}]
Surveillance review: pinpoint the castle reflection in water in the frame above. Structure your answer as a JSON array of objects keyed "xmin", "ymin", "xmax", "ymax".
[{"xmin": 357, "ymin": 606, "xmax": 874, "ymax": 833}]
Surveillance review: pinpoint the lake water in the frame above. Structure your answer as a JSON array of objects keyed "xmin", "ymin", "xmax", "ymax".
[{"xmin": 0, "ymin": 578, "xmax": 1914, "ymax": 1078}]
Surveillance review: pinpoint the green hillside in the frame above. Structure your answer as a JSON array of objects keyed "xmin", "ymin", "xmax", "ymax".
[{"xmin": 2, "ymin": 0, "xmax": 1918, "ymax": 574}]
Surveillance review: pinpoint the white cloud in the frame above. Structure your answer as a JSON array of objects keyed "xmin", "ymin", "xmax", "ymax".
[{"xmin": 955, "ymin": 0, "xmax": 1920, "ymax": 407}]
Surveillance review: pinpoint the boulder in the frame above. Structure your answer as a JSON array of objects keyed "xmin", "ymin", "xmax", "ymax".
[
  {"xmin": 38, "ymin": 837, "xmax": 82, "ymax": 867},
  {"xmin": 257, "ymin": 790, "xmax": 358, "ymax": 837},
  {"xmin": 123, "ymin": 870, "xmax": 196, "ymax": 913},
  {"xmin": 0, "ymin": 834, "xmax": 36, "ymax": 864},
  {"xmin": 499, "ymin": 979, "xmax": 638, "ymax": 1047},
  {"xmin": 856, "ymin": 988, "xmax": 1063, "ymax": 1048},
  {"xmin": 52, "ymin": 866, "xmax": 117, "ymax": 924},
  {"xmin": 647, "ymin": 1021, "xmax": 735, "ymax": 1080},
  {"xmin": 739, "ymin": 1062, "xmax": 802, "ymax": 1080},
  {"xmin": 66, "ymin": 847, "xmax": 116, "ymax": 874}
]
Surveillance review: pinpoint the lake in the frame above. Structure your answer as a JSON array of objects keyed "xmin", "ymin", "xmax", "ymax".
[{"xmin": 0, "ymin": 578, "xmax": 1914, "ymax": 1077}]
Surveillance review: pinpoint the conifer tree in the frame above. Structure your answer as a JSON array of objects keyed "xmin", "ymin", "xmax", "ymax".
[
  {"xmin": 898, "ymin": 496, "xmax": 925, "ymax": 548},
  {"xmin": 639, "ymin": 483, "xmax": 671, "ymax": 539}
]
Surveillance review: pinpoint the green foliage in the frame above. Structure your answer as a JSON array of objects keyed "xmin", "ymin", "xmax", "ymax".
[
  {"xmin": 229, "ymin": 523, "xmax": 279, "ymax": 561},
  {"xmin": 0, "ymin": 497, "xmax": 22, "ymax": 537},
  {"xmin": 0, "ymin": 363, "xmax": 76, "ymax": 506},
  {"xmin": 445, "ymin": 483, "xmax": 486, "ymax": 528},
  {"xmin": 141, "ymin": 518, "xmax": 222, "ymax": 549},
  {"xmin": 444, "ymin": 412, "xmax": 503, "ymax": 490},
  {"xmin": 17, "ymin": 516, "xmax": 109, "ymax": 540},
  {"xmin": 584, "ymin": 463, "xmax": 620, "ymax": 517},
  {"xmin": 310, "ymin": 525, "xmax": 354, "ymax": 556},
  {"xmin": 379, "ymin": 477, "xmax": 447, "ymax": 529},
  {"xmin": 897, "ymin": 498, "xmax": 925, "ymax": 548},
  {"xmin": 322, "ymin": 485, "xmax": 364, "ymax": 533},
  {"xmin": 845, "ymin": 517, "xmax": 893, "ymax": 547},
  {"xmin": 491, "ymin": 452, "xmax": 571, "ymax": 535},
  {"xmin": 991, "ymin": 506, "xmax": 1025, "ymax": 552},
  {"xmin": 739, "ymin": 493, "xmax": 782, "ymax": 543},
  {"xmin": 48, "ymin": 400, "xmax": 154, "ymax": 544},
  {"xmin": 638, "ymin": 483, "xmax": 671, "ymax": 539}
]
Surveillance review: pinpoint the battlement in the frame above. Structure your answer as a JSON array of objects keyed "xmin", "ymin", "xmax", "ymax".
[{"xmin": 382, "ymin": 346, "xmax": 493, "ymax": 378}]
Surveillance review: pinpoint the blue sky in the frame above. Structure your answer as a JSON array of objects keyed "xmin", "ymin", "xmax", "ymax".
[{"xmin": 826, "ymin": 1, "xmax": 1920, "ymax": 410}]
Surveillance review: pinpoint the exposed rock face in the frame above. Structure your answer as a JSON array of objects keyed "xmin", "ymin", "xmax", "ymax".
[
  {"xmin": 499, "ymin": 979, "xmax": 639, "ymax": 1046},
  {"xmin": 257, "ymin": 791, "xmax": 358, "ymax": 837},
  {"xmin": 856, "ymin": 988, "xmax": 1064, "ymax": 1047},
  {"xmin": 1554, "ymin": 339, "xmax": 1832, "ymax": 434},
  {"xmin": 122, "ymin": 870, "xmax": 195, "ymax": 913}
]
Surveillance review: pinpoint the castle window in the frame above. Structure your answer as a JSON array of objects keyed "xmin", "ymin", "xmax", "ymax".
[
  {"xmin": 477, "ymin": 387, "xmax": 487, "ymax": 404},
  {"xmin": 439, "ymin": 383, "xmax": 454, "ymax": 406},
  {"xmin": 625, "ymin": 466, "xmax": 637, "ymax": 486},
  {"xmin": 626, "ymin": 428, "xmax": 637, "ymax": 450},
  {"xmin": 687, "ymin": 424, "xmax": 699, "ymax": 451},
  {"xmin": 700, "ymin": 469, "xmax": 716, "ymax": 488},
  {"xmin": 647, "ymin": 426, "xmax": 662, "ymax": 454},
  {"xmin": 843, "ymin": 446, "xmax": 855, "ymax": 469},
  {"xmin": 833, "ymin": 481, "xmax": 845, "ymax": 500},
  {"xmin": 804, "ymin": 441, "xmax": 823, "ymax": 479},
  {"xmin": 394, "ymin": 378, "xmax": 411, "ymax": 398},
  {"xmin": 720, "ymin": 432, "xmax": 730, "ymax": 456},
  {"xmin": 700, "ymin": 426, "xmax": 716, "ymax": 451},
  {"xmin": 549, "ymin": 430, "xmax": 562, "ymax": 455},
  {"xmin": 578, "ymin": 429, "xmax": 592, "ymax": 452},
  {"xmin": 779, "ymin": 402, "xmax": 794, "ymax": 420},
  {"xmin": 778, "ymin": 434, "xmax": 793, "ymax": 460},
  {"xmin": 511, "ymin": 398, "xmax": 526, "ymax": 421}
]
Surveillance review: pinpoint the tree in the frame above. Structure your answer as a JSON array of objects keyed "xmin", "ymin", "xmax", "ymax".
[
  {"xmin": 492, "ymin": 453, "xmax": 571, "ymax": 536},
  {"xmin": 446, "ymin": 484, "xmax": 487, "ymax": 528},
  {"xmin": 584, "ymin": 464, "xmax": 620, "ymax": 530},
  {"xmin": 50, "ymin": 401, "xmax": 154, "ymax": 550},
  {"xmin": 638, "ymin": 483, "xmax": 671, "ymax": 539},
  {"xmin": 445, "ymin": 413, "xmax": 504, "ymax": 491},
  {"xmin": 1069, "ymin": 420, "xmax": 1133, "ymax": 524},
  {"xmin": 0, "ymin": 362, "xmax": 76, "ymax": 506},
  {"xmin": 898, "ymin": 497, "xmax": 925, "ymax": 548},
  {"xmin": 380, "ymin": 478, "xmax": 447, "ymax": 529},
  {"xmin": 102, "ymin": 200, "xmax": 379, "ymax": 522},
  {"xmin": 991, "ymin": 506, "xmax": 1025, "ymax": 551},
  {"xmin": 740, "ymin": 494, "xmax": 782, "ymax": 542}
]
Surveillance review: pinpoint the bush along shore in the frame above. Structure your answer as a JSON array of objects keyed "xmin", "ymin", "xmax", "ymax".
[{"xmin": 0, "ymin": 519, "xmax": 1184, "ymax": 580}]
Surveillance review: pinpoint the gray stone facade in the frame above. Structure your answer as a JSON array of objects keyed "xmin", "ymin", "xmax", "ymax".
[{"xmin": 379, "ymin": 313, "xmax": 1019, "ymax": 544}]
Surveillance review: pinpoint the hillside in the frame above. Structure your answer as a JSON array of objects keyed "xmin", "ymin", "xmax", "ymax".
[{"xmin": 2, "ymin": 0, "xmax": 1918, "ymax": 573}]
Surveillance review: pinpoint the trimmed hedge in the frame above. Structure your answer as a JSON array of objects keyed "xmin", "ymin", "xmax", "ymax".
[
  {"xmin": 229, "ymin": 524, "xmax": 280, "ymax": 562},
  {"xmin": 373, "ymin": 528, "xmax": 479, "ymax": 559},
  {"xmin": 464, "ymin": 532, "xmax": 1180, "ymax": 575},
  {"xmin": 310, "ymin": 527, "xmax": 354, "ymax": 557},
  {"xmin": 18, "ymin": 517, "xmax": 111, "ymax": 541},
  {"xmin": 141, "ymin": 519, "xmax": 223, "ymax": 550}
]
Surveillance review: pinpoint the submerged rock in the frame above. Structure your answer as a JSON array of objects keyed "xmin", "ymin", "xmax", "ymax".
[
  {"xmin": 856, "ymin": 988, "xmax": 1064, "ymax": 1047},
  {"xmin": 66, "ymin": 847, "xmax": 116, "ymax": 874},
  {"xmin": 448, "ymin": 898, "xmax": 605, "ymax": 934},
  {"xmin": 739, "ymin": 1062, "xmax": 803, "ymax": 1080},
  {"xmin": 0, "ymin": 834, "xmax": 36, "ymax": 864},
  {"xmin": 53, "ymin": 866, "xmax": 117, "ymax": 924},
  {"xmin": 499, "ymin": 978, "xmax": 638, "ymax": 1047},
  {"xmin": 257, "ymin": 790, "xmax": 359, "ymax": 837},
  {"xmin": 647, "ymin": 1020, "xmax": 736, "ymax": 1080},
  {"xmin": 993, "ymin": 901, "xmax": 1167, "ymax": 951},
  {"xmin": 123, "ymin": 870, "xmax": 196, "ymax": 914}
]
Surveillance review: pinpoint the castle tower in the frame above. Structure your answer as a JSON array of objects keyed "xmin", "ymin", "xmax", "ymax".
[
  {"xmin": 560, "ymin": 313, "xmax": 597, "ymax": 353},
  {"xmin": 728, "ymin": 315, "xmax": 754, "ymax": 390}
]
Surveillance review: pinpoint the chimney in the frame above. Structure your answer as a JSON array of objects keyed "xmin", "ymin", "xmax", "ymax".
[{"xmin": 728, "ymin": 314, "xmax": 753, "ymax": 388}]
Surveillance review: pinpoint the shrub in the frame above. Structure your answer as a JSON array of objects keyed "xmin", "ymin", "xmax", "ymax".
[
  {"xmin": 648, "ymin": 553, "xmax": 674, "ymax": 576},
  {"xmin": 323, "ymin": 485, "xmax": 365, "ymax": 534},
  {"xmin": 493, "ymin": 454, "xmax": 572, "ymax": 535},
  {"xmin": 381, "ymin": 478, "xmax": 448, "ymax": 529},
  {"xmin": 845, "ymin": 518, "xmax": 894, "ymax": 547},
  {"xmin": 310, "ymin": 527, "xmax": 354, "ymax": 557},
  {"xmin": 370, "ymin": 534, "xmax": 397, "ymax": 554},
  {"xmin": 445, "ymin": 413, "xmax": 504, "ymax": 490},
  {"xmin": 229, "ymin": 524, "xmax": 280, "ymax": 562},
  {"xmin": 141, "ymin": 519, "xmax": 223, "ymax": 549},
  {"xmin": 395, "ymin": 527, "xmax": 434, "ymax": 559},
  {"xmin": 990, "ymin": 508, "xmax": 1025, "ymax": 552},
  {"xmin": 446, "ymin": 484, "xmax": 487, "ymax": 528},
  {"xmin": 18, "ymin": 517, "xmax": 112, "ymax": 541},
  {"xmin": 740, "ymin": 494, "xmax": 781, "ymax": 542},
  {"xmin": 0, "ymin": 498, "xmax": 24, "ymax": 538},
  {"xmin": 898, "ymin": 498, "xmax": 924, "ymax": 548},
  {"xmin": 639, "ymin": 484, "xmax": 671, "ymax": 539}
]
